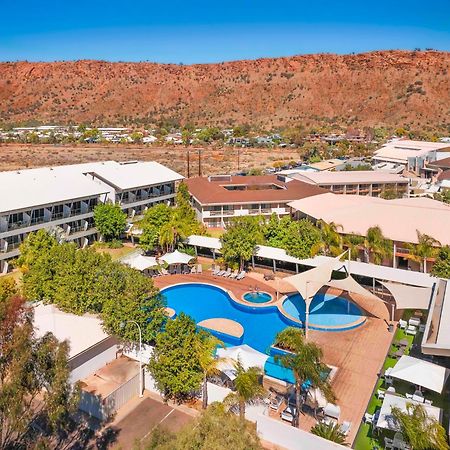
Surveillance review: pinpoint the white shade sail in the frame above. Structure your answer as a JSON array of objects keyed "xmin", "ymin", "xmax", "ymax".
[
  {"xmin": 390, "ymin": 355, "xmax": 449, "ymax": 393},
  {"xmin": 122, "ymin": 254, "xmax": 158, "ymax": 271},
  {"xmin": 306, "ymin": 388, "xmax": 328, "ymax": 409},
  {"xmin": 376, "ymin": 392, "xmax": 442, "ymax": 430},
  {"xmin": 216, "ymin": 344, "xmax": 269, "ymax": 371},
  {"xmin": 159, "ymin": 250, "xmax": 194, "ymax": 265},
  {"xmin": 379, "ymin": 281, "xmax": 432, "ymax": 310}
]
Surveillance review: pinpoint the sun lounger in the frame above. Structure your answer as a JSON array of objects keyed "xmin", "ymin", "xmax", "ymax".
[
  {"xmin": 363, "ymin": 413, "xmax": 373, "ymax": 424},
  {"xmin": 236, "ymin": 271, "xmax": 246, "ymax": 280},
  {"xmin": 222, "ymin": 268, "xmax": 232, "ymax": 277},
  {"xmin": 197, "ymin": 264, "xmax": 203, "ymax": 274},
  {"xmin": 377, "ymin": 389, "xmax": 385, "ymax": 399},
  {"xmin": 409, "ymin": 317, "xmax": 421, "ymax": 327},
  {"xmin": 340, "ymin": 421, "xmax": 351, "ymax": 436},
  {"xmin": 398, "ymin": 319, "xmax": 407, "ymax": 329},
  {"xmin": 212, "ymin": 265, "xmax": 221, "ymax": 275},
  {"xmin": 161, "ymin": 268, "xmax": 169, "ymax": 276},
  {"xmin": 406, "ymin": 325, "xmax": 417, "ymax": 336},
  {"xmin": 229, "ymin": 269, "xmax": 239, "ymax": 279},
  {"xmin": 191, "ymin": 266, "xmax": 197, "ymax": 274},
  {"xmin": 217, "ymin": 269, "xmax": 226, "ymax": 276}
]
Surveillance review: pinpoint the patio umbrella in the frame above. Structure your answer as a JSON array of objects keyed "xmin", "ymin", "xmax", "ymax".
[
  {"xmin": 159, "ymin": 250, "xmax": 194, "ymax": 265},
  {"xmin": 389, "ymin": 355, "xmax": 449, "ymax": 393},
  {"xmin": 122, "ymin": 254, "xmax": 158, "ymax": 271},
  {"xmin": 216, "ymin": 344, "xmax": 269, "ymax": 371}
]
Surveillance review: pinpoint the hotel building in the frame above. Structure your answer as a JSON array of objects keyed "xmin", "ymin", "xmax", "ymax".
[
  {"xmin": 184, "ymin": 174, "xmax": 325, "ymax": 228},
  {"xmin": 0, "ymin": 161, "xmax": 183, "ymax": 273},
  {"xmin": 288, "ymin": 170, "xmax": 410, "ymax": 197}
]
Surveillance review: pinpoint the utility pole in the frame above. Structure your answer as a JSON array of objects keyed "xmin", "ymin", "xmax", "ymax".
[
  {"xmin": 186, "ymin": 149, "xmax": 190, "ymax": 178},
  {"xmin": 198, "ymin": 148, "xmax": 202, "ymax": 177},
  {"xmin": 237, "ymin": 147, "xmax": 240, "ymax": 171}
]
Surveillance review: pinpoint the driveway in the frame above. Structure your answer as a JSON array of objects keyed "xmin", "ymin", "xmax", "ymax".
[{"xmin": 111, "ymin": 397, "xmax": 193, "ymax": 449}]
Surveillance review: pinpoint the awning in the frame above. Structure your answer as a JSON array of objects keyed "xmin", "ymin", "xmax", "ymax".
[
  {"xmin": 389, "ymin": 355, "xmax": 450, "ymax": 393},
  {"xmin": 122, "ymin": 254, "xmax": 158, "ymax": 271},
  {"xmin": 326, "ymin": 275, "xmax": 381, "ymax": 304},
  {"xmin": 185, "ymin": 235, "xmax": 222, "ymax": 251},
  {"xmin": 216, "ymin": 344, "xmax": 269, "ymax": 371},
  {"xmin": 159, "ymin": 250, "xmax": 194, "ymax": 265},
  {"xmin": 379, "ymin": 281, "xmax": 432, "ymax": 310},
  {"xmin": 376, "ymin": 392, "xmax": 442, "ymax": 430}
]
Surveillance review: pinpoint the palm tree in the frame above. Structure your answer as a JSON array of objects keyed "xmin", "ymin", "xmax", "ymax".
[
  {"xmin": 159, "ymin": 219, "xmax": 190, "ymax": 252},
  {"xmin": 274, "ymin": 328, "xmax": 335, "ymax": 428},
  {"xmin": 364, "ymin": 226, "xmax": 393, "ymax": 265},
  {"xmin": 405, "ymin": 231, "xmax": 441, "ymax": 273},
  {"xmin": 311, "ymin": 422, "xmax": 348, "ymax": 446},
  {"xmin": 343, "ymin": 234, "xmax": 365, "ymax": 260},
  {"xmin": 391, "ymin": 403, "xmax": 449, "ymax": 450},
  {"xmin": 311, "ymin": 221, "xmax": 343, "ymax": 257},
  {"xmin": 225, "ymin": 359, "xmax": 266, "ymax": 422},
  {"xmin": 196, "ymin": 334, "xmax": 224, "ymax": 409}
]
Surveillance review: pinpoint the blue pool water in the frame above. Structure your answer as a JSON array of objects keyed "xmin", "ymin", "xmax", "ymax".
[
  {"xmin": 283, "ymin": 293, "xmax": 363, "ymax": 328},
  {"xmin": 243, "ymin": 291, "xmax": 272, "ymax": 303},
  {"xmin": 161, "ymin": 283, "xmax": 298, "ymax": 353}
]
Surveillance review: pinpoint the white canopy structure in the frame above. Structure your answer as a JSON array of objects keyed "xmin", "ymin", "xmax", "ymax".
[
  {"xmin": 159, "ymin": 250, "xmax": 194, "ymax": 265},
  {"xmin": 327, "ymin": 276, "xmax": 381, "ymax": 304},
  {"xmin": 389, "ymin": 355, "xmax": 450, "ymax": 393},
  {"xmin": 305, "ymin": 388, "xmax": 328, "ymax": 409},
  {"xmin": 122, "ymin": 254, "xmax": 158, "ymax": 271},
  {"xmin": 376, "ymin": 392, "xmax": 442, "ymax": 431},
  {"xmin": 216, "ymin": 344, "xmax": 269, "ymax": 371},
  {"xmin": 379, "ymin": 281, "xmax": 432, "ymax": 310}
]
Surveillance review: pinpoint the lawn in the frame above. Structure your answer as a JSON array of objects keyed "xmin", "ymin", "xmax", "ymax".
[
  {"xmin": 352, "ymin": 323, "xmax": 447, "ymax": 450},
  {"xmin": 93, "ymin": 243, "xmax": 138, "ymax": 261}
]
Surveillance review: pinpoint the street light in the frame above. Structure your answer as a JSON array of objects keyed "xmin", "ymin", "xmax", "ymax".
[{"xmin": 121, "ymin": 320, "xmax": 143, "ymax": 398}]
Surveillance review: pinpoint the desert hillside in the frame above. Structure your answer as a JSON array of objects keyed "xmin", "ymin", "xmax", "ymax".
[{"xmin": 1, "ymin": 51, "xmax": 449, "ymax": 128}]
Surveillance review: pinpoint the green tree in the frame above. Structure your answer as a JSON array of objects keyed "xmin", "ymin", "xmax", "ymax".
[
  {"xmin": 343, "ymin": 234, "xmax": 365, "ymax": 260},
  {"xmin": 93, "ymin": 202, "xmax": 127, "ymax": 241},
  {"xmin": 434, "ymin": 190, "xmax": 450, "ymax": 204},
  {"xmin": 284, "ymin": 219, "xmax": 322, "ymax": 259},
  {"xmin": 225, "ymin": 359, "xmax": 265, "ymax": 422},
  {"xmin": 391, "ymin": 403, "xmax": 449, "ymax": 450},
  {"xmin": 274, "ymin": 328, "xmax": 335, "ymax": 427},
  {"xmin": 431, "ymin": 246, "xmax": 450, "ymax": 278},
  {"xmin": 311, "ymin": 220, "xmax": 343, "ymax": 257},
  {"xmin": 145, "ymin": 403, "xmax": 262, "ymax": 450},
  {"xmin": 221, "ymin": 217, "xmax": 264, "ymax": 270},
  {"xmin": 405, "ymin": 231, "xmax": 440, "ymax": 273},
  {"xmin": 364, "ymin": 226, "xmax": 393, "ymax": 264},
  {"xmin": 310, "ymin": 422, "xmax": 348, "ymax": 446},
  {"xmin": 139, "ymin": 203, "xmax": 173, "ymax": 252},
  {"xmin": 130, "ymin": 131, "xmax": 143, "ymax": 143},
  {"xmin": 0, "ymin": 277, "xmax": 18, "ymax": 302},
  {"xmin": 0, "ymin": 293, "xmax": 79, "ymax": 448},
  {"xmin": 195, "ymin": 334, "xmax": 224, "ymax": 409},
  {"xmin": 148, "ymin": 314, "xmax": 204, "ymax": 403}
]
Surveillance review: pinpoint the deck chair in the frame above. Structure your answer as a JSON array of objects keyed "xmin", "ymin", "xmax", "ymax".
[
  {"xmin": 161, "ymin": 268, "xmax": 169, "ymax": 276},
  {"xmin": 191, "ymin": 265, "xmax": 197, "ymax": 274},
  {"xmin": 236, "ymin": 271, "xmax": 246, "ymax": 280},
  {"xmin": 222, "ymin": 268, "xmax": 232, "ymax": 277},
  {"xmin": 229, "ymin": 269, "xmax": 239, "ymax": 279},
  {"xmin": 340, "ymin": 421, "xmax": 351, "ymax": 436},
  {"xmin": 197, "ymin": 264, "xmax": 203, "ymax": 274},
  {"xmin": 212, "ymin": 265, "xmax": 221, "ymax": 275}
]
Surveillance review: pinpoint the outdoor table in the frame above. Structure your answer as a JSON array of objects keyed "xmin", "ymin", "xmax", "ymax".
[{"xmin": 398, "ymin": 339, "xmax": 409, "ymax": 347}]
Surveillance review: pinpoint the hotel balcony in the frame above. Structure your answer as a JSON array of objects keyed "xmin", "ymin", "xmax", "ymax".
[{"xmin": 202, "ymin": 207, "xmax": 288, "ymax": 219}]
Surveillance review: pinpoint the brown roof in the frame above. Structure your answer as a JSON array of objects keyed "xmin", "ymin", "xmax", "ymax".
[
  {"xmin": 185, "ymin": 175, "xmax": 326, "ymax": 205},
  {"xmin": 438, "ymin": 169, "xmax": 450, "ymax": 181},
  {"xmin": 428, "ymin": 156, "xmax": 450, "ymax": 170}
]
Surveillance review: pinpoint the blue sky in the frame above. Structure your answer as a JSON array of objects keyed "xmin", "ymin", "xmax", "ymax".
[{"xmin": 1, "ymin": 0, "xmax": 449, "ymax": 63}]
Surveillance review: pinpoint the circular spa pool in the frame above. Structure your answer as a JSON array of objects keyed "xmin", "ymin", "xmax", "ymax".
[
  {"xmin": 243, "ymin": 291, "xmax": 272, "ymax": 304},
  {"xmin": 282, "ymin": 293, "xmax": 364, "ymax": 329}
]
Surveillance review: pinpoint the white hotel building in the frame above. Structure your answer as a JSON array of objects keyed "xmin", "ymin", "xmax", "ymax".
[{"xmin": 0, "ymin": 160, "xmax": 183, "ymax": 273}]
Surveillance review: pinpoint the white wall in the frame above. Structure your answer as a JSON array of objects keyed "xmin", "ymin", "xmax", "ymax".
[{"xmin": 70, "ymin": 344, "xmax": 120, "ymax": 384}]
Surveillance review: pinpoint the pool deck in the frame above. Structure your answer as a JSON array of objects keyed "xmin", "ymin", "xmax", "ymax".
[{"xmin": 154, "ymin": 272, "xmax": 394, "ymax": 444}]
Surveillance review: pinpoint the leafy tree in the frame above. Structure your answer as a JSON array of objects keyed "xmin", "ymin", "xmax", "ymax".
[
  {"xmin": 431, "ymin": 246, "xmax": 450, "ymax": 279},
  {"xmin": 0, "ymin": 293, "xmax": 79, "ymax": 448},
  {"xmin": 0, "ymin": 276, "xmax": 18, "ymax": 301},
  {"xmin": 391, "ymin": 403, "xmax": 449, "ymax": 450},
  {"xmin": 221, "ymin": 217, "xmax": 264, "ymax": 270},
  {"xmin": 93, "ymin": 202, "xmax": 127, "ymax": 241},
  {"xmin": 225, "ymin": 359, "xmax": 265, "ymax": 422},
  {"xmin": 139, "ymin": 203, "xmax": 173, "ymax": 251},
  {"xmin": 195, "ymin": 335, "xmax": 224, "ymax": 409},
  {"xmin": 434, "ymin": 190, "xmax": 450, "ymax": 205},
  {"xmin": 130, "ymin": 131, "xmax": 143, "ymax": 143},
  {"xmin": 263, "ymin": 214, "xmax": 291, "ymax": 248},
  {"xmin": 406, "ymin": 231, "xmax": 440, "ymax": 272},
  {"xmin": 145, "ymin": 403, "xmax": 262, "ymax": 450},
  {"xmin": 343, "ymin": 234, "xmax": 365, "ymax": 260},
  {"xmin": 364, "ymin": 226, "xmax": 393, "ymax": 264},
  {"xmin": 284, "ymin": 219, "xmax": 321, "ymax": 259},
  {"xmin": 311, "ymin": 220, "xmax": 343, "ymax": 257},
  {"xmin": 274, "ymin": 328, "xmax": 335, "ymax": 427},
  {"xmin": 311, "ymin": 422, "xmax": 348, "ymax": 446},
  {"xmin": 148, "ymin": 314, "xmax": 204, "ymax": 403}
]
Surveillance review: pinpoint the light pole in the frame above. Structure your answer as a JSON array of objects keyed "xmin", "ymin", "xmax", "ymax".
[{"xmin": 121, "ymin": 320, "xmax": 143, "ymax": 398}]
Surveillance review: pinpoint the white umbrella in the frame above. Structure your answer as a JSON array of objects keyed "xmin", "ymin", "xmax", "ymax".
[
  {"xmin": 389, "ymin": 355, "xmax": 449, "ymax": 393},
  {"xmin": 159, "ymin": 250, "xmax": 194, "ymax": 265},
  {"xmin": 216, "ymin": 344, "xmax": 269, "ymax": 371},
  {"xmin": 123, "ymin": 254, "xmax": 158, "ymax": 271}
]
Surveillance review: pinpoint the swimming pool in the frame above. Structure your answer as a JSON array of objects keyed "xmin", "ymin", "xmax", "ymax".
[
  {"xmin": 243, "ymin": 291, "xmax": 272, "ymax": 304},
  {"xmin": 161, "ymin": 283, "xmax": 298, "ymax": 353},
  {"xmin": 282, "ymin": 293, "xmax": 364, "ymax": 329}
]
